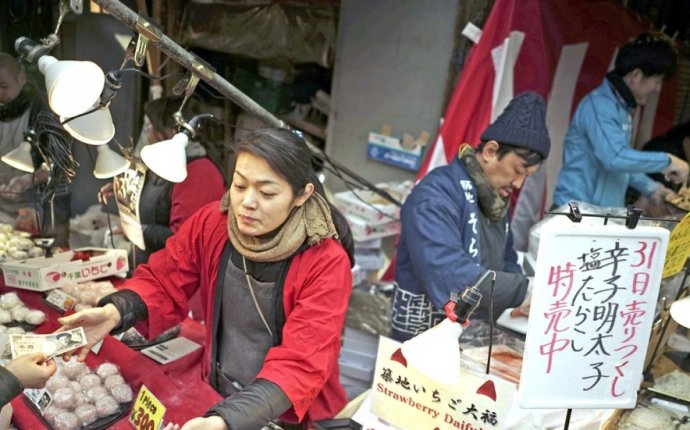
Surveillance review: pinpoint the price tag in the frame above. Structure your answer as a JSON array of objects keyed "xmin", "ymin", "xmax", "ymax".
[
  {"xmin": 44, "ymin": 289, "xmax": 76, "ymax": 313},
  {"xmin": 129, "ymin": 385, "xmax": 166, "ymax": 430},
  {"xmin": 662, "ymin": 212, "xmax": 690, "ymax": 278}
]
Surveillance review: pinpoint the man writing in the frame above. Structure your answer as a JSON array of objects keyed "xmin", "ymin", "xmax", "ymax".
[{"xmin": 390, "ymin": 92, "xmax": 549, "ymax": 341}]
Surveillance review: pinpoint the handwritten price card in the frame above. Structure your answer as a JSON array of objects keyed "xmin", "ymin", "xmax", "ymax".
[
  {"xmin": 371, "ymin": 336, "xmax": 515, "ymax": 430},
  {"xmin": 662, "ymin": 211, "xmax": 690, "ymax": 278},
  {"xmin": 130, "ymin": 385, "xmax": 166, "ymax": 430},
  {"xmin": 519, "ymin": 223, "xmax": 668, "ymax": 409}
]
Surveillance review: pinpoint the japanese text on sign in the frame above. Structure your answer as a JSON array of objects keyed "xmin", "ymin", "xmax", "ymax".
[
  {"xmin": 372, "ymin": 337, "xmax": 514, "ymax": 429},
  {"xmin": 519, "ymin": 223, "xmax": 668, "ymax": 409}
]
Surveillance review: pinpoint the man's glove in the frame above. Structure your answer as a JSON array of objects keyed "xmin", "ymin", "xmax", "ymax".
[{"xmin": 664, "ymin": 153, "xmax": 689, "ymax": 184}]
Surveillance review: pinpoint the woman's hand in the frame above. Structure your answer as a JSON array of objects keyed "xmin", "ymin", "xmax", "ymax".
[
  {"xmin": 56, "ymin": 304, "xmax": 122, "ymax": 361},
  {"xmin": 174, "ymin": 416, "xmax": 228, "ymax": 430},
  {"xmin": 5, "ymin": 353, "xmax": 57, "ymax": 388},
  {"xmin": 99, "ymin": 182, "xmax": 115, "ymax": 204}
]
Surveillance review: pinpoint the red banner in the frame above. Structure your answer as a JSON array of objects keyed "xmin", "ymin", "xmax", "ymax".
[{"xmin": 419, "ymin": 0, "xmax": 676, "ymax": 186}]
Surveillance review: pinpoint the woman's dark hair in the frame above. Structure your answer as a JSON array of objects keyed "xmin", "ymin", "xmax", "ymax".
[
  {"xmin": 614, "ymin": 32, "xmax": 678, "ymax": 80},
  {"xmin": 231, "ymin": 128, "xmax": 355, "ymax": 266}
]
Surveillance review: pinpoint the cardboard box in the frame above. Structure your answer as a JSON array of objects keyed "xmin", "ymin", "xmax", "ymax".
[
  {"xmin": 366, "ymin": 132, "xmax": 422, "ymax": 171},
  {"xmin": 1, "ymin": 248, "xmax": 128, "ymax": 292},
  {"xmin": 334, "ymin": 181, "xmax": 412, "ymax": 227},
  {"xmin": 345, "ymin": 213, "xmax": 400, "ymax": 242}
]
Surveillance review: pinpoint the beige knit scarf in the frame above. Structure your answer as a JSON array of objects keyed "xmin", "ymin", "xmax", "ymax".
[{"xmin": 219, "ymin": 190, "xmax": 337, "ymax": 262}]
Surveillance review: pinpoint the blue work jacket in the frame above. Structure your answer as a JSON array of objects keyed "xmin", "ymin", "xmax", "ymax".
[{"xmin": 553, "ymin": 79, "xmax": 669, "ymax": 208}]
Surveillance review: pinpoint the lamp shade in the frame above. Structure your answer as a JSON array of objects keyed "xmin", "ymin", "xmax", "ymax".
[
  {"xmin": 140, "ymin": 133, "xmax": 189, "ymax": 183},
  {"xmin": 670, "ymin": 297, "xmax": 690, "ymax": 329},
  {"xmin": 38, "ymin": 55, "xmax": 105, "ymax": 118},
  {"xmin": 61, "ymin": 106, "xmax": 115, "ymax": 145},
  {"xmin": 1, "ymin": 141, "xmax": 35, "ymax": 173},
  {"xmin": 94, "ymin": 145, "xmax": 130, "ymax": 179},
  {"xmin": 400, "ymin": 318, "xmax": 464, "ymax": 384}
]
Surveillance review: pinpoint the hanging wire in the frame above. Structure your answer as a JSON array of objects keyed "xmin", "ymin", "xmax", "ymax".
[{"xmin": 34, "ymin": 110, "xmax": 78, "ymax": 202}]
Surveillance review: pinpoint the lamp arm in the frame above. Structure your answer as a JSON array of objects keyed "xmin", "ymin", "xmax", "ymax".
[{"xmin": 88, "ymin": 0, "xmax": 402, "ymax": 208}]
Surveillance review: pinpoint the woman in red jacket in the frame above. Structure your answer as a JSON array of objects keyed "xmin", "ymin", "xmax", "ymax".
[{"xmin": 59, "ymin": 128, "xmax": 355, "ymax": 429}]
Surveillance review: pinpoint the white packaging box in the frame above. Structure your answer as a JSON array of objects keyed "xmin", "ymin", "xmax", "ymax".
[
  {"xmin": 1, "ymin": 247, "xmax": 129, "ymax": 292},
  {"xmin": 334, "ymin": 181, "xmax": 412, "ymax": 227},
  {"xmin": 339, "ymin": 358, "xmax": 375, "ymax": 383},
  {"xmin": 354, "ymin": 237, "xmax": 382, "ymax": 251},
  {"xmin": 345, "ymin": 213, "xmax": 400, "ymax": 242},
  {"xmin": 342, "ymin": 327, "xmax": 379, "ymax": 357},
  {"xmin": 353, "ymin": 249, "xmax": 385, "ymax": 271},
  {"xmin": 351, "ymin": 264, "xmax": 367, "ymax": 287}
]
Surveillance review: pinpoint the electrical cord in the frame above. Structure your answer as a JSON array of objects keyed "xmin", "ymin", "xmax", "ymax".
[
  {"xmin": 320, "ymin": 162, "xmax": 400, "ymax": 222},
  {"xmin": 485, "ymin": 273, "xmax": 497, "ymax": 375},
  {"xmin": 119, "ymin": 67, "xmax": 183, "ymax": 82},
  {"xmin": 60, "ymin": 105, "xmax": 100, "ymax": 127},
  {"xmin": 35, "ymin": 110, "xmax": 77, "ymax": 202},
  {"xmin": 85, "ymin": 145, "xmax": 118, "ymax": 249},
  {"xmin": 317, "ymin": 145, "xmax": 402, "ymax": 207},
  {"xmin": 318, "ymin": 153, "xmax": 401, "ymax": 222}
]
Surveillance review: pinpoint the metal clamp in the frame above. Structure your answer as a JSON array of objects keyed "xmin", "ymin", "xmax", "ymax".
[
  {"xmin": 135, "ymin": 13, "xmax": 163, "ymax": 44},
  {"xmin": 132, "ymin": 33, "xmax": 150, "ymax": 68},
  {"xmin": 625, "ymin": 205, "xmax": 643, "ymax": 230},
  {"xmin": 190, "ymin": 53, "xmax": 216, "ymax": 81},
  {"xmin": 567, "ymin": 201, "xmax": 582, "ymax": 223}
]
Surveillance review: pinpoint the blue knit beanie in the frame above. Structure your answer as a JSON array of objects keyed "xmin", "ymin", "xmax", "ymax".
[{"xmin": 480, "ymin": 91, "xmax": 551, "ymax": 159}]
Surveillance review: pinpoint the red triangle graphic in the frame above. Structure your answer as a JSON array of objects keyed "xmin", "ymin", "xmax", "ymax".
[
  {"xmin": 476, "ymin": 380, "xmax": 497, "ymax": 401},
  {"xmin": 390, "ymin": 348, "xmax": 407, "ymax": 367}
]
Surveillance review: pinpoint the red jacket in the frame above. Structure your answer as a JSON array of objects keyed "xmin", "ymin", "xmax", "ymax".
[
  {"xmin": 169, "ymin": 158, "xmax": 225, "ymax": 233},
  {"xmin": 122, "ymin": 202, "xmax": 352, "ymax": 423}
]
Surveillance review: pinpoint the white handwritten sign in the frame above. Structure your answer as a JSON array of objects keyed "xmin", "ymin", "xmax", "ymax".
[
  {"xmin": 519, "ymin": 223, "xmax": 668, "ymax": 409},
  {"xmin": 371, "ymin": 336, "xmax": 515, "ymax": 429}
]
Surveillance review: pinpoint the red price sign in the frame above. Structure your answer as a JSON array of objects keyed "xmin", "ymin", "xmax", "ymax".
[{"xmin": 129, "ymin": 385, "xmax": 166, "ymax": 430}]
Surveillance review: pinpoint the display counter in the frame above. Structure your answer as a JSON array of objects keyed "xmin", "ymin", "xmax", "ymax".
[{"xmin": 1, "ymin": 283, "xmax": 223, "ymax": 429}]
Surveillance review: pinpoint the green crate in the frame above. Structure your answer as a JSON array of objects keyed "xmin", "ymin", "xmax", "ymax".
[{"xmin": 232, "ymin": 68, "xmax": 295, "ymax": 114}]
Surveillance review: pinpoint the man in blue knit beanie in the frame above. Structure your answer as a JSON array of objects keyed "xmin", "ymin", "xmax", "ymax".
[{"xmin": 390, "ymin": 91, "xmax": 550, "ymax": 341}]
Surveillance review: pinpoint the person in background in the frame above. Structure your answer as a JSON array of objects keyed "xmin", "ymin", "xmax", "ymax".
[
  {"xmin": 0, "ymin": 352, "xmax": 56, "ymax": 407},
  {"xmin": 553, "ymin": 32, "xmax": 688, "ymax": 209},
  {"xmin": 59, "ymin": 128, "xmax": 355, "ymax": 429},
  {"xmin": 642, "ymin": 120, "xmax": 690, "ymax": 188},
  {"xmin": 390, "ymin": 92, "xmax": 549, "ymax": 341},
  {"xmin": 628, "ymin": 121, "xmax": 690, "ymax": 216},
  {"xmin": 100, "ymin": 95, "xmax": 225, "ymax": 267},
  {"xmin": 0, "ymin": 52, "xmax": 71, "ymax": 245}
]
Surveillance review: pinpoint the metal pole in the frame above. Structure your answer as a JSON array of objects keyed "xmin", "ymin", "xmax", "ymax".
[
  {"xmin": 92, "ymin": 0, "xmax": 282, "ymax": 128},
  {"xmin": 89, "ymin": 0, "xmax": 402, "ymax": 207}
]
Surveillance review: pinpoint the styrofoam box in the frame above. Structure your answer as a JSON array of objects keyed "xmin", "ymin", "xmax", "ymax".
[
  {"xmin": 340, "ymin": 348, "xmax": 377, "ymax": 369},
  {"xmin": 354, "ymin": 237, "xmax": 382, "ymax": 251},
  {"xmin": 342, "ymin": 327, "xmax": 379, "ymax": 357},
  {"xmin": 334, "ymin": 181, "xmax": 412, "ymax": 227},
  {"xmin": 345, "ymin": 213, "xmax": 400, "ymax": 242},
  {"xmin": 1, "ymin": 247, "xmax": 129, "ymax": 292},
  {"xmin": 339, "ymin": 358, "xmax": 375, "ymax": 382},
  {"xmin": 353, "ymin": 249, "xmax": 385, "ymax": 271}
]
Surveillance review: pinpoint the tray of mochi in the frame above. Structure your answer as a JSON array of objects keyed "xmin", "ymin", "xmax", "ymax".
[
  {"xmin": 0, "ymin": 223, "xmax": 46, "ymax": 262},
  {"xmin": 0, "ymin": 291, "xmax": 47, "ymax": 334},
  {"xmin": 25, "ymin": 359, "xmax": 134, "ymax": 430}
]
